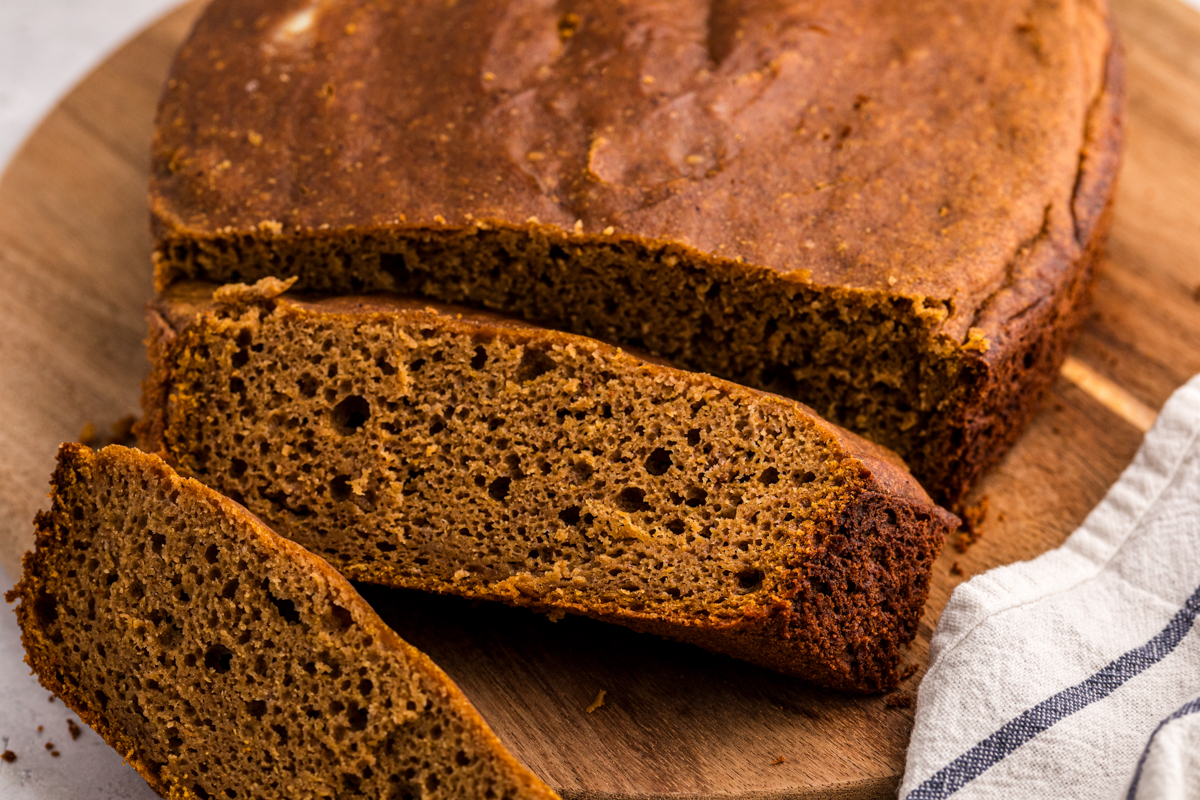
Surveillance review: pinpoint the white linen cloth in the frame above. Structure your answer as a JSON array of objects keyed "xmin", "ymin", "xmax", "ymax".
[{"xmin": 901, "ymin": 374, "xmax": 1200, "ymax": 800}]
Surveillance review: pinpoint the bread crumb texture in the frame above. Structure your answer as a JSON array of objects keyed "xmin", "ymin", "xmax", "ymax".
[
  {"xmin": 139, "ymin": 283, "xmax": 956, "ymax": 691},
  {"xmin": 10, "ymin": 444, "xmax": 559, "ymax": 800}
]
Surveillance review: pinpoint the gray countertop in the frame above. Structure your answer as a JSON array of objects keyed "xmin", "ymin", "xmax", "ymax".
[{"xmin": 0, "ymin": 0, "xmax": 180, "ymax": 170}]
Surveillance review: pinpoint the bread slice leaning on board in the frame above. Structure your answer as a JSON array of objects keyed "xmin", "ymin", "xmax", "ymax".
[
  {"xmin": 137, "ymin": 278, "xmax": 958, "ymax": 693},
  {"xmin": 9, "ymin": 443, "xmax": 561, "ymax": 800}
]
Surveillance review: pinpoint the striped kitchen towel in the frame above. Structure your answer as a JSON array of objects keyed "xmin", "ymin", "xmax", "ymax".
[{"xmin": 901, "ymin": 374, "xmax": 1200, "ymax": 800}]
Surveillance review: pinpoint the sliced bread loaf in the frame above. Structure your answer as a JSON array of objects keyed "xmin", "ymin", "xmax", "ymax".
[
  {"xmin": 138, "ymin": 279, "xmax": 957, "ymax": 692},
  {"xmin": 9, "ymin": 443, "xmax": 559, "ymax": 800},
  {"xmin": 149, "ymin": 0, "xmax": 1124, "ymax": 501}
]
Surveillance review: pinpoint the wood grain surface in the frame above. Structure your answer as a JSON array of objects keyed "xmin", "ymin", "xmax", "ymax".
[{"xmin": 1, "ymin": 0, "xmax": 1198, "ymax": 797}]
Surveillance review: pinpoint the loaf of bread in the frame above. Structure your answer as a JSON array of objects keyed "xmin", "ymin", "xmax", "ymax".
[
  {"xmin": 137, "ymin": 278, "xmax": 957, "ymax": 692},
  {"xmin": 149, "ymin": 0, "xmax": 1124, "ymax": 500},
  {"xmin": 8, "ymin": 443, "xmax": 560, "ymax": 800}
]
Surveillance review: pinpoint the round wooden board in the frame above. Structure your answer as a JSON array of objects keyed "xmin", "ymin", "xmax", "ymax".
[{"xmin": 1, "ymin": 1, "xmax": 1199, "ymax": 797}]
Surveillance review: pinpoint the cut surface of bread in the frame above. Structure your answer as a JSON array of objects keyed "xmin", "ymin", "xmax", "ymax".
[
  {"xmin": 149, "ymin": 0, "xmax": 1124, "ymax": 500},
  {"xmin": 9, "ymin": 443, "xmax": 560, "ymax": 800},
  {"xmin": 139, "ymin": 279, "xmax": 957, "ymax": 692}
]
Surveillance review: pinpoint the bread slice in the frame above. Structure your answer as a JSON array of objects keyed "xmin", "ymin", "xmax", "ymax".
[
  {"xmin": 138, "ymin": 279, "xmax": 957, "ymax": 692},
  {"xmin": 149, "ymin": 0, "xmax": 1124, "ymax": 501},
  {"xmin": 8, "ymin": 443, "xmax": 560, "ymax": 800}
]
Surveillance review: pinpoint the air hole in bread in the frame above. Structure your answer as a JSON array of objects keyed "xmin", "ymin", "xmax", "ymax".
[
  {"xmin": 516, "ymin": 348, "xmax": 556, "ymax": 383},
  {"xmin": 644, "ymin": 448, "xmax": 673, "ymax": 476},
  {"xmin": 615, "ymin": 487, "xmax": 652, "ymax": 513},
  {"xmin": 347, "ymin": 703, "xmax": 368, "ymax": 731},
  {"xmin": 503, "ymin": 453, "xmax": 523, "ymax": 479},
  {"xmin": 204, "ymin": 644, "xmax": 233, "ymax": 673},
  {"xmin": 330, "ymin": 475, "xmax": 353, "ymax": 502},
  {"xmin": 331, "ymin": 395, "xmax": 370, "ymax": 434},
  {"xmin": 487, "ymin": 477, "xmax": 511, "ymax": 502},
  {"xmin": 736, "ymin": 568, "xmax": 764, "ymax": 591},
  {"xmin": 329, "ymin": 604, "xmax": 354, "ymax": 631},
  {"xmin": 264, "ymin": 586, "xmax": 300, "ymax": 624}
]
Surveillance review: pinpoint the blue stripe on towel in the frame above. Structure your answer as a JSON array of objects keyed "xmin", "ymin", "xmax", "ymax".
[
  {"xmin": 905, "ymin": 584, "xmax": 1200, "ymax": 800},
  {"xmin": 1125, "ymin": 695, "xmax": 1200, "ymax": 800}
]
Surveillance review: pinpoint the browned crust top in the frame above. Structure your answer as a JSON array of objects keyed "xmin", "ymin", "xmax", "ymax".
[{"xmin": 152, "ymin": 0, "xmax": 1116, "ymax": 341}]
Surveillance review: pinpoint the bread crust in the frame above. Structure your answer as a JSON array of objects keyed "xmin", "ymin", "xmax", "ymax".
[{"xmin": 921, "ymin": 30, "xmax": 1126, "ymax": 497}]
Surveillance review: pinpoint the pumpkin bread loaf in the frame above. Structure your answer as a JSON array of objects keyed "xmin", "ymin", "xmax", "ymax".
[
  {"xmin": 149, "ymin": 0, "xmax": 1124, "ymax": 501},
  {"xmin": 137, "ymin": 278, "xmax": 957, "ymax": 692},
  {"xmin": 8, "ymin": 443, "xmax": 560, "ymax": 800}
]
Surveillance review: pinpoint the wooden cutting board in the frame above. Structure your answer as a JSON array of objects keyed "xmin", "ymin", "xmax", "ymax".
[{"xmin": 1, "ymin": 1, "xmax": 1198, "ymax": 797}]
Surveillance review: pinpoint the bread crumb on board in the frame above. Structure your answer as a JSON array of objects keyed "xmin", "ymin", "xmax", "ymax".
[
  {"xmin": 67, "ymin": 719, "xmax": 82, "ymax": 740},
  {"xmin": 953, "ymin": 496, "xmax": 989, "ymax": 553},
  {"xmin": 585, "ymin": 690, "xmax": 606, "ymax": 713},
  {"xmin": 885, "ymin": 692, "xmax": 915, "ymax": 709},
  {"xmin": 771, "ymin": 755, "xmax": 787, "ymax": 766},
  {"xmin": 1, "ymin": 750, "xmax": 15, "ymax": 763},
  {"xmin": 950, "ymin": 561, "xmax": 965, "ymax": 576}
]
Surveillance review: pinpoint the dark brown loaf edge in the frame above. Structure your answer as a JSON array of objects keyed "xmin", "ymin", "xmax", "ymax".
[
  {"xmin": 137, "ymin": 287, "xmax": 957, "ymax": 693},
  {"xmin": 943, "ymin": 29, "xmax": 1126, "ymax": 499},
  {"xmin": 7, "ymin": 443, "xmax": 560, "ymax": 800},
  {"xmin": 617, "ymin": 491, "xmax": 951, "ymax": 693}
]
